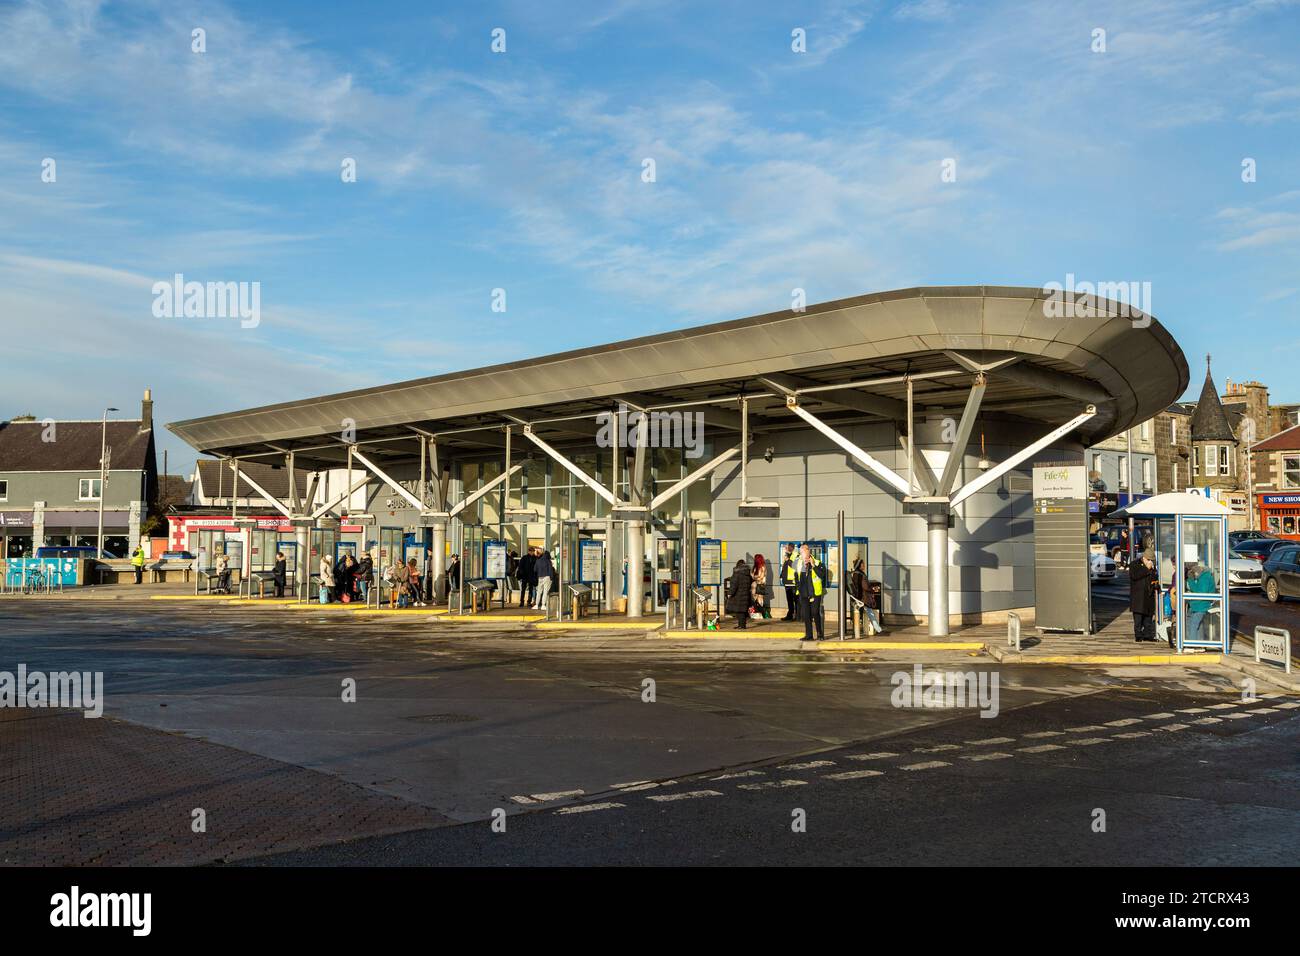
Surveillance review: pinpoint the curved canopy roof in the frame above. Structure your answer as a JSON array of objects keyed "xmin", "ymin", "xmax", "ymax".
[
  {"xmin": 1115, "ymin": 491, "xmax": 1229, "ymax": 517},
  {"xmin": 169, "ymin": 285, "xmax": 1189, "ymax": 470}
]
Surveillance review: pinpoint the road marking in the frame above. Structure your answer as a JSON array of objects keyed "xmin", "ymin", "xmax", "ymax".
[
  {"xmin": 1018, "ymin": 744, "xmax": 1065, "ymax": 753},
  {"xmin": 1191, "ymin": 717, "xmax": 1223, "ymax": 725},
  {"xmin": 1177, "ymin": 707, "xmax": 1209, "ymax": 714},
  {"xmin": 711, "ymin": 770, "xmax": 765, "ymax": 781},
  {"xmin": 777, "ymin": 760, "xmax": 836, "ymax": 770},
  {"xmin": 914, "ymin": 744, "xmax": 960, "ymax": 753},
  {"xmin": 1104, "ymin": 718, "xmax": 1143, "ymax": 727},
  {"xmin": 1142, "ymin": 712, "xmax": 1177, "ymax": 719},
  {"xmin": 824, "ymin": 769, "xmax": 885, "ymax": 780},
  {"xmin": 900, "ymin": 760, "xmax": 951, "ymax": 771},
  {"xmin": 530, "ymin": 790, "xmax": 584, "ymax": 801},
  {"xmin": 611, "ymin": 781, "xmax": 673, "ymax": 792},
  {"xmin": 1114, "ymin": 731, "xmax": 1150, "ymax": 739},
  {"xmin": 1065, "ymin": 725, "xmax": 1107, "ymax": 733},
  {"xmin": 1220, "ymin": 712, "xmax": 1253, "ymax": 720},
  {"xmin": 610, "ymin": 780, "xmax": 652, "ymax": 789},
  {"xmin": 1275, "ymin": 702, "xmax": 1300, "ymax": 710},
  {"xmin": 647, "ymin": 790, "xmax": 723, "ymax": 802},
  {"xmin": 1157, "ymin": 723, "xmax": 1190, "ymax": 732},
  {"xmin": 1023, "ymin": 731, "xmax": 1064, "ymax": 739},
  {"xmin": 738, "ymin": 779, "xmax": 808, "ymax": 791},
  {"xmin": 510, "ymin": 795, "xmax": 538, "ymax": 805},
  {"xmin": 1207, "ymin": 702, "xmax": 1240, "ymax": 710},
  {"xmin": 965, "ymin": 737, "xmax": 1015, "ymax": 746},
  {"xmin": 845, "ymin": 751, "xmax": 898, "ymax": 761},
  {"xmin": 962, "ymin": 752, "xmax": 1014, "ymax": 761},
  {"xmin": 556, "ymin": 802, "xmax": 625, "ymax": 815},
  {"xmin": 1067, "ymin": 737, "xmax": 1111, "ymax": 746},
  {"xmin": 1250, "ymin": 707, "xmax": 1280, "ymax": 714}
]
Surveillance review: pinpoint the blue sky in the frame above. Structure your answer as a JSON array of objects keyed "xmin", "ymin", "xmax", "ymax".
[{"xmin": 1, "ymin": 0, "xmax": 1297, "ymax": 474}]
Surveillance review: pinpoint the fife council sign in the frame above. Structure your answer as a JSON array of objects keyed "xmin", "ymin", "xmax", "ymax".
[{"xmin": 1033, "ymin": 465, "xmax": 1086, "ymax": 501}]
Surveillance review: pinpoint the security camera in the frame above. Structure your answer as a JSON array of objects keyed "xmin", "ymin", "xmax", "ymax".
[{"xmin": 763, "ymin": 447, "xmax": 774, "ymax": 464}]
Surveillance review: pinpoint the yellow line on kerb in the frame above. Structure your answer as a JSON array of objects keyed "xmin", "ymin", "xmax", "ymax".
[
  {"xmin": 441, "ymin": 614, "xmax": 545, "ymax": 623},
  {"xmin": 1018, "ymin": 653, "xmax": 1222, "ymax": 665},
  {"xmin": 658, "ymin": 630, "xmax": 806, "ymax": 639},
  {"xmin": 149, "ymin": 594, "xmax": 229, "ymax": 600},
  {"xmin": 819, "ymin": 641, "xmax": 987, "ymax": 651},
  {"xmin": 534, "ymin": 621, "xmax": 663, "ymax": 630}
]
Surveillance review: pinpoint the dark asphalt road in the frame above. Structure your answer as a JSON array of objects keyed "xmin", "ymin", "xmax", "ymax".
[{"xmin": 250, "ymin": 685, "xmax": 1300, "ymax": 866}]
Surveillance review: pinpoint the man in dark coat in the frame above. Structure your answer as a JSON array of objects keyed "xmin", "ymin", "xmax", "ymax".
[
  {"xmin": 1129, "ymin": 549, "xmax": 1158, "ymax": 642},
  {"xmin": 272, "ymin": 551, "xmax": 288, "ymax": 598},
  {"xmin": 518, "ymin": 547, "xmax": 537, "ymax": 607},
  {"xmin": 795, "ymin": 543, "xmax": 828, "ymax": 641},
  {"xmin": 725, "ymin": 559, "xmax": 753, "ymax": 629}
]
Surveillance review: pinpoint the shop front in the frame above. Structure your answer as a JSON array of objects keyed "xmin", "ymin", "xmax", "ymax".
[{"xmin": 1257, "ymin": 492, "xmax": 1300, "ymax": 539}]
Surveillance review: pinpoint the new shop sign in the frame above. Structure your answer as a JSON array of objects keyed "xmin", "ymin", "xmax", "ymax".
[{"xmin": 1262, "ymin": 494, "xmax": 1300, "ymax": 505}]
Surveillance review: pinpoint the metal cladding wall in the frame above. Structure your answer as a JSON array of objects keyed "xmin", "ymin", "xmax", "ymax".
[{"xmin": 710, "ymin": 419, "xmax": 1083, "ymax": 624}]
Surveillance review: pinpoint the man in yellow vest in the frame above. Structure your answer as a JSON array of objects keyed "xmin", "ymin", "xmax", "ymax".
[
  {"xmin": 795, "ymin": 543, "xmax": 828, "ymax": 641},
  {"xmin": 780, "ymin": 543, "xmax": 799, "ymax": 621},
  {"xmin": 130, "ymin": 543, "xmax": 146, "ymax": 584}
]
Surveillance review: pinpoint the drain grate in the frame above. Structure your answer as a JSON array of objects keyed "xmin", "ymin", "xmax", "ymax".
[{"xmin": 404, "ymin": 713, "xmax": 479, "ymax": 723}]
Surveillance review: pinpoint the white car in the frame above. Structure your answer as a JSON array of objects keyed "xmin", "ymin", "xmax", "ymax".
[
  {"xmin": 1227, "ymin": 554, "xmax": 1263, "ymax": 590},
  {"xmin": 1090, "ymin": 553, "xmax": 1117, "ymax": 581}
]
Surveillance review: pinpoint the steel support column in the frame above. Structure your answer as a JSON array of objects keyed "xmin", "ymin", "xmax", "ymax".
[{"xmin": 927, "ymin": 509, "xmax": 951, "ymax": 637}]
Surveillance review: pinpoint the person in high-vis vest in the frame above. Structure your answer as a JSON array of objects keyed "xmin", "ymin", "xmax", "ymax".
[
  {"xmin": 795, "ymin": 543, "xmax": 828, "ymax": 641},
  {"xmin": 780, "ymin": 543, "xmax": 799, "ymax": 621},
  {"xmin": 130, "ymin": 544, "xmax": 145, "ymax": 584}
]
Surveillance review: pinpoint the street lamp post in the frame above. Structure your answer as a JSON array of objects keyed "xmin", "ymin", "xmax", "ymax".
[{"xmin": 96, "ymin": 407, "xmax": 119, "ymax": 557}]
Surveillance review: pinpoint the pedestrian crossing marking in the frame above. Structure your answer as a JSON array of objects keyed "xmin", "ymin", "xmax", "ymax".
[
  {"xmin": 647, "ymin": 790, "xmax": 723, "ymax": 802},
  {"xmin": 900, "ymin": 760, "xmax": 951, "ymax": 770},
  {"xmin": 738, "ymin": 779, "xmax": 808, "ymax": 791},
  {"xmin": 824, "ymin": 769, "xmax": 885, "ymax": 780},
  {"xmin": 962, "ymin": 752, "xmax": 1014, "ymax": 761},
  {"xmin": 845, "ymin": 752, "xmax": 898, "ymax": 761},
  {"xmin": 556, "ymin": 802, "xmax": 624, "ymax": 814},
  {"xmin": 1018, "ymin": 744, "xmax": 1065, "ymax": 753}
]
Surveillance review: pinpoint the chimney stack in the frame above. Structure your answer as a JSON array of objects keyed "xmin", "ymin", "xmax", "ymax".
[{"xmin": 141, "ymin": 387, "xmax": 153, "ymax": 431}]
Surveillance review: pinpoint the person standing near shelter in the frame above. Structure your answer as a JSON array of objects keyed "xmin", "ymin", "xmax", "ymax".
[
  {"xmin": 216, "ymin": 551, "xmax": 232, "ymax": 594},
  {"xmin": 780, "ymin": 543, "xmax": 799, "ymax": 621},
  {"xmin": 272, "ymin": 551, "xmax": 287, "ymax": 598},
  {"xmin": 532, "ymin": 549, "xmax": 555, "ymax": 610},
  {"xmin": 751, "ymin": 554, "xmax": 770, "ymax": 620},
  {"xmin": 319, "ymin": 554, "xmax": 335, "ymax": 603},
  {"xmin": 518, "ymin": 547, "xmax": 537, "ymax": 607},
  {"xmin": 725, "ymin": 559, "xmax": 753, "ymax": 629},
  {"xmin": 131, "ymin": 543, "xmax": 145, "ymax": 584},
  {"xmin": 795, "ymin": 543, "xmax": 828, "ymax": 642},
  {"xmin": 1128, "ymin": 549, "xmax": 1158, "ymax": 642}
]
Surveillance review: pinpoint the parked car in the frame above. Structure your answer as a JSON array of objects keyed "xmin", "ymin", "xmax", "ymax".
[
  {"xmin": 1227, "ymin": 554, "xmax": 1263, "ymax": 590},
  {"xmin": 1230, "ymin": 538, "xmax": 1289, "ymax": 563},
  {"xmin": 1229, "ymin": 530, "xmax": 1277, "ymax": 547},
  {"xmin": 1261, "ymin": 544, "xmax": 1300, "ymax": 603},
  {"xmin": 1089, "ymin": 552, "xmax": 1117, "ymax": 581},
  {"xmin": 33, "ymin": 546, "xmax": 108, "ymax": 560}
]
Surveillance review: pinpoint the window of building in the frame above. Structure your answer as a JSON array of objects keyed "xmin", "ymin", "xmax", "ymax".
[
  {"xmin": 1284, "ymin": 455, "xmax": 1300, "ymax": 489},
  {"xmin": 1141, "ymin": 459, "xmax": 1152, "ymax": 492},
  {"xmin": 1140, "ymin": 421, "xmax": 1150, "ymax": 442},
  {"xmin": 1118, "ymin": 455, "xmax": 1128, "ymax": 489},
  {"xmin": 78, "ymin": 478, "xmax": 102, "ymax": 500},
  {"xmin": 1171, "ymin": 419, "xmax": 1177, "ymax": 444},
  {"xmin": 0, "ymin": 479, "xmax": 7, "ymax": 501},
  {"xmin": 1221, "ymin": 445, "xmax": 1231, "ymax": 476},
  {"xmin": 1172, "ymin": 463, "xmax": 1179, "ymax": 489},
  {"xmin": 1090, "ymin": 452, "xmax": 1101, "ymax": 474},
  {"xmin": 1204, "ymin": 445, "xmax": 1217, "ymax": 477}
]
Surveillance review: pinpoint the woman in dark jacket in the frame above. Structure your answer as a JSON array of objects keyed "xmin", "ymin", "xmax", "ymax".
[
  {"xmin": 725, "ymin": 559, "xmax": 753, "ymax": 630},
  {"xmin": 849, "ymin": 558, "xmax": 868, "ymax": 604},
  {"xmin": 272, "ymin": 552, "xmax": 287, "ymax": 598}
]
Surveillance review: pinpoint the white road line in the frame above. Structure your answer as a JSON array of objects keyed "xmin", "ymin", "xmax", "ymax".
[
  {"xmin": 962, "ymin": 752, "xmax": 1014, "ymax": 762},
  {"xmin": 845, "ymin": 751, "xmax": 899, "ymax": 761},
  {"xmin": 914, "ymin": 744, "xmax": 961, "ymax": 753},
  {"xmin": 1018, "ymin": 744, "xmax": 1066, "ymax": 753},
  {"xmin": 1157, "ymin": 723, "xmax": 1190, "ymax": 732},
  {"xmin": 1191, "ymin": 717, "xmax": 1223, "ymax": 725},
  {"xmin": 965, "ymin": 737, "xmax": 1016, "ymax": 746},
  {"xmin": 647, "ymin": 790, "xmax": 722, "ymax": 802},
  {"xmin": 610, "ymin": 780, "xmax": 651, "ymax": 789},
  {"xmin": 1067, "ymin": 737, "xmax": 1111, "ymax": 746},
  {"xmin": 510, "ymin": 795, "xmax": 538, "ymax": 805},
  {"xmin": 556, "ymin": 802, "xmax": 625, "ymax": 815},
  {"xmin": 1220, "ymin": 712, "xmax": 1253, "ymax": 720},
  {"xmin": 1142, "ymin": 712, "xmax": 1177, "ymax": 719},
  {"xmin": 1177, "ymin": 707, "xmax": 1209, "ymax": 714},
  {"xmin": 1114, "ymin": 731, "xmax": 1150, "ymax": 739},
  {"xmin": 1104, "ymin": 718, "xmax": 1143, "ymax": 727},
  {"xmin": 530, "ymin": 790, "xmax": 585, "ymax": 801},
  {"xmin": 1207, "ymin": 702, "xmax": 1240, "ymax": 710},
  {"xmin": 611, "ymin": 781, "xmax": 674, "ymax": 792},
  {"xmin": 1275, "ymin": 702, "xmax": 1300, "ymax": 710},
  {"xmin": 738, "ymin": 779, "xmax": 808, "ymax": 791},
  {"xmin": 824, "ymin": 769, "xmax": 885, "ymax": 781},
  {"xmin": 900, "ymin": 760, "xmax": 951, "ymax": 770},
  {"xmin": 1065, "ymin": 725, "xmax": 1107, "ymax": 733},
  {"xmin": 711, "ymin": 770, "xmax": 765, "ymax": 781},
  {"xmin": 776, "ymin": 760, "xmax": 836, "ymax": 770},
  {"xmin": 1250, "ymin": 707, "xmax": 1281, "ymax": 714},
  {"xmin": 1023, "ymin": 731, "xmax": 1064, "ymax": 739}
]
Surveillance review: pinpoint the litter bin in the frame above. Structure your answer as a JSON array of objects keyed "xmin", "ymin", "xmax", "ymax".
[
  {"xmin": 565, "ymin": 583, "xmax": 593, "ymax": 620},
  {"xmin": 466, "ymin": 578, "xmax": 497, "ymax": 613}
]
